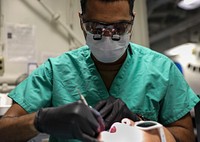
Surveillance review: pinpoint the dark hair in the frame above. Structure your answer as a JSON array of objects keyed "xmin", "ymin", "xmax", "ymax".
[{"xmin": 80, "ymin": 0, "xmax": 135, "ymax": 15}]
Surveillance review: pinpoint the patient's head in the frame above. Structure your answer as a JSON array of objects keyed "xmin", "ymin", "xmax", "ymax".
[
  {"xmin": 98, "ymin": 118, "xmax": 160, "ymax": 142},
  {"xmin": 98, "ymin": 118, "xmax": 144, "ymax": 142}
]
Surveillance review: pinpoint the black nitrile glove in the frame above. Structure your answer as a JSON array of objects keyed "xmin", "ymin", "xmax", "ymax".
[
  {"xmin": 34, "ymin": 101, "xmax": 104, "ymax": 142},
  {"xmin": 95, "ymin": 96, "xmax": 141, "ymax": 130}
]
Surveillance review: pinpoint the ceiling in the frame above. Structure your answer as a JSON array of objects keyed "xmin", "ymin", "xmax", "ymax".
[{"xmin": 147, "ymin": 0, "xmax": 200, "ymax": 53}]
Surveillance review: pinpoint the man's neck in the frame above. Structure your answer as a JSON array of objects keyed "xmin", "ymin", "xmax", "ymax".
[{"xmin": 92, "ymin": 52, "xmax": 127, "ymax": 90}]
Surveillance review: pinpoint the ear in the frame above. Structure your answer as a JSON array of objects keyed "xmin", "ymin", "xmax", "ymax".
[
  {"xmin": 78, "ymin": 11, "xmax": 87, "ymax": 38},
  {"xmin": 79, "ymin": 11, "xmax": 83, "ymax": 30},
  {"xmin": 79, "ymin": 11, "xmax": 83, "ymax": 19},
  {"xmin": 132, "ymin": 12, "xmax": 136, "ymax": 22}
]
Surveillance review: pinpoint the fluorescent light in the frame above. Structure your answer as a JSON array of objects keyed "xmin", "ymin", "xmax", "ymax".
[{"xmin": 178, "ymin": 0, "xmax": 200, "ymax": 10}]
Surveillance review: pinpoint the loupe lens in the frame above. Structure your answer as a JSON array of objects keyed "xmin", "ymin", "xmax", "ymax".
[{"xmin": 136, "ymin": 122, "xmax": 157, "ymax": 127}]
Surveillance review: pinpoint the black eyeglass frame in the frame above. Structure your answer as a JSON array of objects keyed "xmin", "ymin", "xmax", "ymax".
[{"xmin": 81, "ymin": 18, "xmax": 134, "ymax": 41}]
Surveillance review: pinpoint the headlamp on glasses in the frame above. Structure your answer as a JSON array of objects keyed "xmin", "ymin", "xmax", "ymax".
[{"xmin": 82, "ymin": 20, "xmax": 133, "ymax": 41}]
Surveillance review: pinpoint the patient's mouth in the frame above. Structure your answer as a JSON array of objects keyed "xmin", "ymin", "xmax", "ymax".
[{"xmin": 109, "ymin": 126, "xmax": 116, "ymax": 133}]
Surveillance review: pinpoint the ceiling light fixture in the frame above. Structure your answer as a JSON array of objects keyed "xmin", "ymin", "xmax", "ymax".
[{"xmin": 178, "ymin": 0, "xmax": 200, "ymax": 10}]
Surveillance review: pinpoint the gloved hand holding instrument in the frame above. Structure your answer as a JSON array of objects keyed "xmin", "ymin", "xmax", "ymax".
[
  {"xmin": 95, "ymin": 96, "xmax": 144, "ymax": 130},
  {"xmin": 34, "ymin": 100, "xmax": 105, "ymax": 142}
]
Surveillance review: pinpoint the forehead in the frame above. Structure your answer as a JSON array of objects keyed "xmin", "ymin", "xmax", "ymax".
[{"xmin": 84, "ymin": 0, "xmax": 131, "ymax": 22}]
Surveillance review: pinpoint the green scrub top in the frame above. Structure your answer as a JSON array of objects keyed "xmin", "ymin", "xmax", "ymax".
[{"xmin": 8, "ymin": 42, "xmax": 200, "ymax": 142}]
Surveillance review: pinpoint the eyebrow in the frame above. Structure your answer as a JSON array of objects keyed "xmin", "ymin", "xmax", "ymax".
[{"xmin": 82, "ymin": 18, "xmax": 133, "ymax": 24}]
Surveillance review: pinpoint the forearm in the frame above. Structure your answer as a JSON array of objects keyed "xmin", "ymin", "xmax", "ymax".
[
  {"xmin": 142, "ymin": 127, "xmax": 176, "ymax": 142},
  {"xmin": 144, "ymin": 126, "xmax": 177, "ymax": 142},
  {"xmin": 0, "ymin": 113, "xmax": 39, "ymax": 142},
  {"xmin": 166, "ymin": 126, "xmax": 195, "ymax": 142},
  {"xmin": 153, "ymin": 126, "xmax": 195, "ymax": 142},
  {"xmin": 162, "ymin": 127, "xmax": 176, "ymax": 142}
]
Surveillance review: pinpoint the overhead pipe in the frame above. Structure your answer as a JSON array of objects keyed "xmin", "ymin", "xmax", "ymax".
[{"xmin": 37, "ymin": 0, "xmax": 84, "ymax": 47}]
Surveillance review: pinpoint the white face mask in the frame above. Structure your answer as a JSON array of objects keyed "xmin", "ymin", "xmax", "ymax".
[{"xmin": 86, "ymin": 33, "xmax": 130, "ymax": 63}]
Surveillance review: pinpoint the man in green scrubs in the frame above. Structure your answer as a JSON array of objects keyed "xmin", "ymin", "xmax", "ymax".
[{"xmin": 0, "ymin": 0, "xmax": 199, "ymax": 142}]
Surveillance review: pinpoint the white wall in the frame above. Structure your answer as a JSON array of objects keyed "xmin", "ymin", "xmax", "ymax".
[
  {"xmin": 132, "ymin": 0, "xmax": 149, "ymax": 47},
  {"xmin": 0, "ymin": 0, "xmax": 149, "ymax": 84},
  {"xmin": 0, "ymin": 0, "xmax": 84, "ymax": 83}
]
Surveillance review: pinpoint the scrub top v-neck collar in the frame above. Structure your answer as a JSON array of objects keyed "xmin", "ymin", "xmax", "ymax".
[{"xmin": 85, "ymin": 45, "xmax": 133, "ymax": 99}]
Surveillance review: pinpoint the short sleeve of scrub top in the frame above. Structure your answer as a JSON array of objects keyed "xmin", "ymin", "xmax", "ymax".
[
  {"xmin": 158, "ymin": 60, "xmax": 199, "ymax": 125},
  {"xmin": 8, "ymin": 61, "xmax": 53, "ymax": 113}
]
